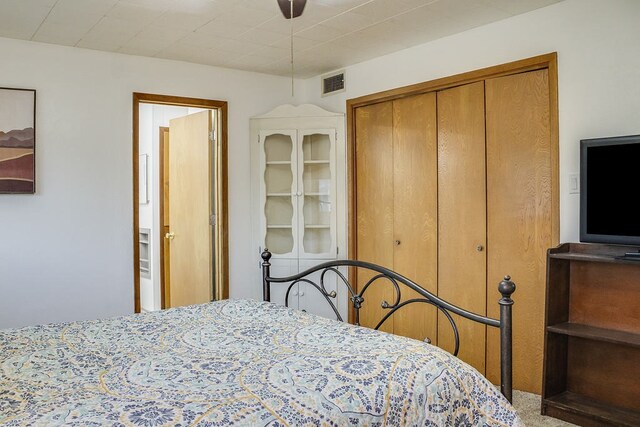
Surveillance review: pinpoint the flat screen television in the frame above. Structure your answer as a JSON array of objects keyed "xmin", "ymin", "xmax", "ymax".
[{"xmin": 580, "ymin": 134, "xmax": 640, "ymax": 246}]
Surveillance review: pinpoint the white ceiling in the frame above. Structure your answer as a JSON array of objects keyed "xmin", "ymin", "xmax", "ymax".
[{"xmin": 0, "ymin": 0, "xmax": 563, "ymax": 78}]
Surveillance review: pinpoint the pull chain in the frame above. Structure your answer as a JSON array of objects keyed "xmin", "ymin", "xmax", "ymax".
[{"xmin": 290, "ymin": 0, "xmax": 294, "ymax": 97}]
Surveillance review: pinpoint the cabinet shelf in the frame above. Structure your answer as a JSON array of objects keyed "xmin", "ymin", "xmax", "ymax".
[
  {"xmin": 267, "ymin": 225, "xmax": 292, "ymax": 229},
  {"xmin": 266, "ymin": 161, "xmax": 291, "ymax": 165},
  {"xmin": 544, "ymin": 391, "xmax": 640, "ymax": 427},
  {"xmin": 547, "ymin": 322, "xmax": 640, "ymax": 348},
  {"xmin": 304, "ymin": 224, "xmax": 330, "ymax": 229},
  {"xmin": 304, "ymin": 160, "xmax": 330, "ymax": 164},
  {"xmin": 266, "ymin": 192, "xmax": 331, "ymax": 197}
]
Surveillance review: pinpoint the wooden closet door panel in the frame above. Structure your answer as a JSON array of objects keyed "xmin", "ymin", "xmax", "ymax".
[
  {"xmin": 355, "ymin": 102, "xmax": 395, "ymax": 333},
  {"xmin": 436, "ymin": 81, "xmax": 487, "ymax": 372},
  {"xmin": 485, "ymin": 69, "xmax": 552, "ymax": 394},
  {"xmin": 392, "ymin": 93, "xmax": 438, "ymax": 342}
]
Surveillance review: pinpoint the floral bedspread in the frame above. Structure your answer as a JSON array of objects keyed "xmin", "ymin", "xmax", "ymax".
[{"xmin": 0, "ymin": 299, "xmax": 522, "ymax": 426}]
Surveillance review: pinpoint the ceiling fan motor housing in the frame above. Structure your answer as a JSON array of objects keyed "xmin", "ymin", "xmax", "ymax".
[{"xmin": 277, "ymin": 0, "xmax": 307, "ymax": 19}]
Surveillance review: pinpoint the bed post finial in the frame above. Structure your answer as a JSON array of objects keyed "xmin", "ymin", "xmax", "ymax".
[
  {"xmin": 499, "ymin": 275, "xmax": 516, "ymax": 299},
  {"xmin": 498, "ymin": 275, "xmax": 516, "ymax": 403},
  {"xmin": 262, "ymin": 249, "xmax": 272, "ymax": 302}
]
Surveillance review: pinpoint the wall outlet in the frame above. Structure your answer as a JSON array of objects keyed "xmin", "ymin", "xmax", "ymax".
[{"xmin": 569, "ymin": 173, "xmax": 580, "ymax": 194}]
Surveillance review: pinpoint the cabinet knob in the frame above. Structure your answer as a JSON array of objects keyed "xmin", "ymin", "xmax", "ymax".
[
  {"xmin": 395, "ymin": 240, "xmax": 401, "ymax": 246},
  {"xmin": 165, "ymin": 232, "xmax": 175, "ymax": 240},
  {"xmin": 299, "ymin": 291, "xmax": 305, "ymax": 296},
  {"xmin": 476, "ymin": 244, "xmax": 484, "ymax": 252}
]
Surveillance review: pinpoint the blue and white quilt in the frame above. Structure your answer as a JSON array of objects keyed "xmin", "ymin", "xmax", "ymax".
[{"xmin": 0, "ymin": 299, "xmax": 523, "ymax": 426}]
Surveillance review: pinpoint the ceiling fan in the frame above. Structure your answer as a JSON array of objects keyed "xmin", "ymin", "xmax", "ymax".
[
  {"xmin": 277, "ymin": 0, "xmax": 307, "ymax": 19},
  {"xmin": 277, "ymin": 0, "xmax": 307, "ymax": 96}
]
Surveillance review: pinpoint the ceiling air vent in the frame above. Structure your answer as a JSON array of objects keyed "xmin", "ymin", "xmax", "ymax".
[{"xmin": 321, "ymin": 70, "xmax": 345, "ymax": 97}]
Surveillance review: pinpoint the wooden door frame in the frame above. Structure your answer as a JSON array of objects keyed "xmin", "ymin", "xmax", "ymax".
[
  {"xmin": 159, "ymin": 126, "xmax": 169, "ymax": 309},
  {"xmin": 132, "ymin": 93, "xmax": 229, "ymax": 313},
  {"xmin": 346, "ymin": 52, "xmax": 560, "ymax": 322}
]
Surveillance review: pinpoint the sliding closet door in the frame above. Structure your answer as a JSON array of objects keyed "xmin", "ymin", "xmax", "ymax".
[
  {"xmin": 436, "ymin": 81, "xmax": 487, "ymax": 372},
  {"xmin": 392, "ymin": 93, "xmax": 438, "ymax": 342},
  {"xmin": 485, "ymin": 69, "xmax": 552, "ymax": 393},
  {"xmin": 355, "ymin": 102, "xmax": 395, "ymax": 333}
]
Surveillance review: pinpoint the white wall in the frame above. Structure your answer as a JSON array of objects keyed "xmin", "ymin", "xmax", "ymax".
[
  {"xmin": 303, "ymin": 0, "xmax": 640, "ymax": 244},
  {"xmin": 0, "ymin": 37, "xmax": 302, "ymax": 329}
]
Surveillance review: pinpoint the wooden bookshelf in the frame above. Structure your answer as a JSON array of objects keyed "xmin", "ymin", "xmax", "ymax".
[{"xmin": 542, "ymin": 243, "xmax": 640, "ymax": 426}]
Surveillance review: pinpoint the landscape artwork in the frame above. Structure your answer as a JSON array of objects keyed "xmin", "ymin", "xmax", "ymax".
[{"xmin": 0, "ymin": 88, "xmax": 36, "ymax": 194}]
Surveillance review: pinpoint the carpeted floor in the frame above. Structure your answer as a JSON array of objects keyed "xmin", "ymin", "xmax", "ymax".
[{"xmin": 512, "ymin": 390, "xmax": 577, "ymax": 426}]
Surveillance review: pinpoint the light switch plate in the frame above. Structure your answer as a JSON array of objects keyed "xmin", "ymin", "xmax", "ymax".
[{"xmin": 569, "ymin": 173, "xmax": 580, "ymax": 194}]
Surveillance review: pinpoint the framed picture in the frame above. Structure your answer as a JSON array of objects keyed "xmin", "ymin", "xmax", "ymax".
[{"xmin": 0, "ymin": 87, "xmax": 36, "ymax": 194}]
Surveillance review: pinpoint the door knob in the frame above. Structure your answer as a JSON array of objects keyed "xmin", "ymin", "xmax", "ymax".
[
  {"xmin": 476, "ymin": 244, "xmax": 484, "ymax": 252},
  {"xmin": 165, "ymin": 232, "xmax": 175, "ymax": 240},
  {"xmin": 395, "ymin": 240, "xmax": 401, "ymax": 246}
]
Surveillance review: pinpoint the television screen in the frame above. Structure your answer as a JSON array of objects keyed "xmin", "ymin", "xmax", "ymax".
[{"xmin": 580, "ymin": 134, "xmax": 640, "ymax": 245}]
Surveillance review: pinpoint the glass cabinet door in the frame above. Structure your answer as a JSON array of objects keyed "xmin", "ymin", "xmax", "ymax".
[
  {"xmin": 261, "ymin": 131, "xmax": 297, "ymax": 257},
  {"xmin": 299, "ymin": 130, "xmax": 336, "ymax": 258}
]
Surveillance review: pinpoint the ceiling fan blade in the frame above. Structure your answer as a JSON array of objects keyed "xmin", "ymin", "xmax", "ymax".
[{"xmin": 277, "ymin": 0, "xmax": 307, "ymax": 19}]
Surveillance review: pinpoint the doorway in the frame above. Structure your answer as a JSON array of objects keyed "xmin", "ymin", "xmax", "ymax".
[{"xmin": 133, "ymin": 93, "xmax": 228, "ymax": 313}]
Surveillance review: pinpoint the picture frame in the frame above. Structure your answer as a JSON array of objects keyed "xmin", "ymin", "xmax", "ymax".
[{"xmin": 0, "ymin": 87, "xmax": 36, "ymax": 194}]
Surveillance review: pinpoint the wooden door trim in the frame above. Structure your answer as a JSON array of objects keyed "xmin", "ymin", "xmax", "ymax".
[
  {"xmin": 346, "ymin": 52, "xmax": 559, "ymax": 322},
  {"xmin": 159, "ymin": 126, "xmax": 169, "ymax": 309},
  {"xmin": 132, "ymin": 93, "xmax": 229, "ymax": 313},
  {"xmin": 347, "ymin": 53, "xmax": 558, "ymax": 109}
]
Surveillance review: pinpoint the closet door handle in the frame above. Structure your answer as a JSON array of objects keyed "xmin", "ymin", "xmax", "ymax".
[
  {"xmin": 476, "ymin": 245, "xmax": 484, "ymax": 252},
  {"xmin": 395, "ymin": 240, "xmax": 401, "ymax": 246}
]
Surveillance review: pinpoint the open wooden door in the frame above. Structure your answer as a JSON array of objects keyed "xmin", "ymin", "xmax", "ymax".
[{"xmin": 166, "ymin": 111, "xmax": 213, "ymax": 308}]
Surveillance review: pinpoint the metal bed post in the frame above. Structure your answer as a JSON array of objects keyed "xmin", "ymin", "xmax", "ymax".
[
  {"xmin": 262, "ymin": 249, "xmax": 272, "ymax": 302},
  {"xmin": 498, "ymin": 275, "xmax": 516, "ymax": 403}
]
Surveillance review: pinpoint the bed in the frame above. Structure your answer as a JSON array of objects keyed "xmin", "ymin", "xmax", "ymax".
[{"xmin": 0, "ymin": 251, "xmax": 521, "ymax": 426}]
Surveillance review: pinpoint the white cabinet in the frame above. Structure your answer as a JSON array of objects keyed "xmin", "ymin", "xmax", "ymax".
[
  {"xmin": 251, "ymin": 104, "xmax": 346, "ymax": 319},
  {"xmin": 260, "ymin": 128, "xmax": 337, "ymax": 259}
]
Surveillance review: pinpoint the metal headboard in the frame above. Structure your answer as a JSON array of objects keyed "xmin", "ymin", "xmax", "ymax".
[{"xmin": 260, "ymin": 249, "xmax": 516, "ymax": 403}]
